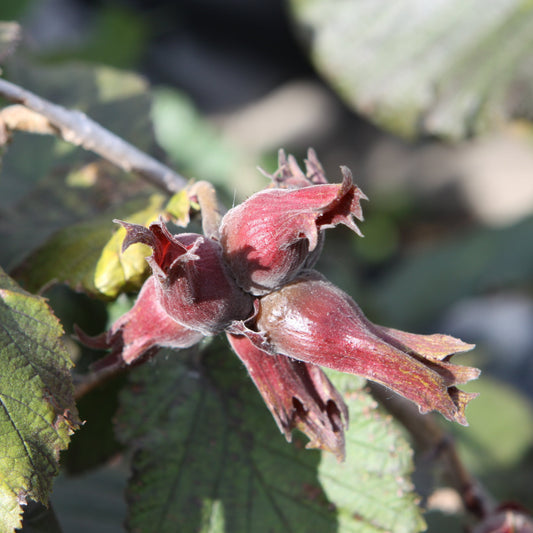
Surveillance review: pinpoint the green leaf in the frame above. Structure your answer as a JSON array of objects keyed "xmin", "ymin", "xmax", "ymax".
[
  {"xmin": 0, "ymin": 267, "xmax": 79, "ymax": 531},
  {"xmin": 13, "ymin": 195, "xmax": 163, "ymax": 298},
  {"xmin": 117, "ymin": 345, "xmax": 338, "ymax": 533},
  {"xmin": 320, "ymin": 371, "xmax": 426, "ymax": 533},
  {"xmin": 290, "ymin": 0, "xmax": 533, "ymax": 139},
  {"xmin": 0, "ymin": 159, "xmax": 158, "ymax": 272},
  {"xmin": 116, "ymin": 342, "xmax": 424, "ymax": 533},
  {"xmin": 12, "ymin": 214, "xmax": 118, "ymax": 296},
  {"xmin": 12, "ymin": 189, "xmax": 191, "ymax": 299}
]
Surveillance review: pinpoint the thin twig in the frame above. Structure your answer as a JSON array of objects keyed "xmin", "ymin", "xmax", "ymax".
[
  {"xmin": 0, "ymin": 77, "xmax": 188, "ymax": 193},
  {"xmin": 73, "ymin": 364, "xmax": 127, "ymax": 401}
]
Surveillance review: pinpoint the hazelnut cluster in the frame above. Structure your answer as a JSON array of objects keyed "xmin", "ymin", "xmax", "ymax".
[{"xmin": 84, "ymin": 150, "xmax": 478, "ymax": 459}]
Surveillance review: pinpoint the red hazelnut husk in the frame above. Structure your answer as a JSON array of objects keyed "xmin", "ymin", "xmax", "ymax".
[
  {"xmin": 227, "ymin": 332, "xmax": 348, "ymax": 460},
  {"xmin": 77, "ymin": 276, "xmax": 203, "ymax": 370},
  {"xmin": 115, "ymin": 219, "xmax": 254, "ymax": 335},
  {"xmin": 219, "ymin": 167, "xmax": 367, "ymax": 296},
  {"xmin": 233, "ymin": 271, "xmax": 479, "ymax": 425}
]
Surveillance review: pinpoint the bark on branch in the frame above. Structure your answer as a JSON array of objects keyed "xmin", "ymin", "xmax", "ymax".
[{"xmin": 0, "ymin": 77, "xmax": 188, "ymax": 193}]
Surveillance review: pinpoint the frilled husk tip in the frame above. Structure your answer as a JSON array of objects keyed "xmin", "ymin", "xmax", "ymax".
[
  {"xmin": 259, "ymin": 148, "xmax": 329, "ymax": 189},
  {"xmin": 227, "ymin": 332, "xmax": 348, "ymax": 460},
  {"xmin": 374, "ymin": 325, "xmax": 479, "ymax": 425}
]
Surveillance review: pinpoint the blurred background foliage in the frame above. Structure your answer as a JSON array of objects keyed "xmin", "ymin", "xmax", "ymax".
[{"xmin": 1, "ymin": 0, "xmax": 533, "ymax": 531}]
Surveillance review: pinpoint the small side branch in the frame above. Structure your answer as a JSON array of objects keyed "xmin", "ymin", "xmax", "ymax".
[
  {"xmin": 73, "ymin": 364, "xmax": 126, "ymax": 401},
  {"xmin": 187, "ymin": 180, "xmax": 223, "ymax": 239},
  {"xmin": 0, "ymin": 77, "xmax": 187, "ymax": 193}
]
